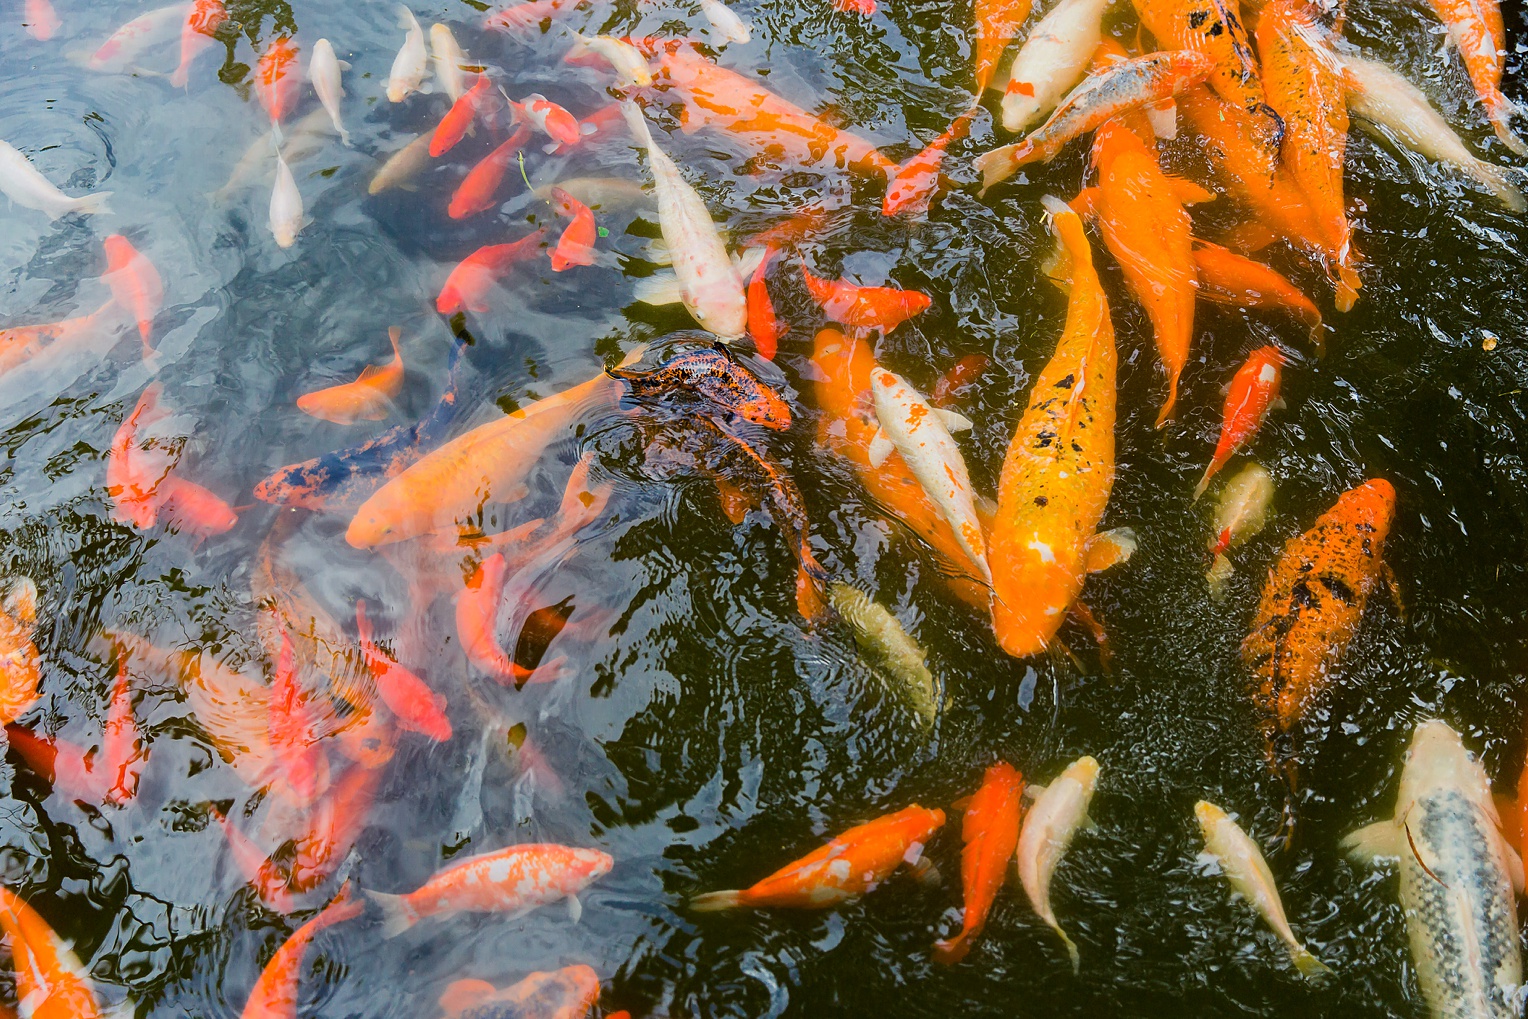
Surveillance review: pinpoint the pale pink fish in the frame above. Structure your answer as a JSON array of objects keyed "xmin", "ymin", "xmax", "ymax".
[
  {"xmin": 24, "ymin": 0, "xmax": 60, "ymax": 41},
  {"xmin": 88, "ymin": 4, "xmax": 189, "ymax": 72}
]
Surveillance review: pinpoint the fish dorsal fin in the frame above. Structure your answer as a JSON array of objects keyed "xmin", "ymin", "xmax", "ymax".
[
  {"xmin": 867, "ymin": 428, "xmax": 894, "ymax": 469},
  {"xmin": 1340, "ymin": 819, "xmax": 1403, "ymax": 865},
  {"xmin": 934, "ymin": 408, "xmax": 972, "ymax": 433}
]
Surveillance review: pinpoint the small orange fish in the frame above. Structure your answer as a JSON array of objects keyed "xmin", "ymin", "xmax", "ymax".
[
  {"xmin": 1425, "ymin": 0, "xmax": 1525, "ymax": 155},
  {"xmin": 801, "ymin": 266, "xmax": 931, "ymax": 334},
  {"xmin": 156, "ymin": 475, "xmax": 239, "ymax": 539},
  {"xmin": 267, "ymin": 632, "xmax": 322, "ymax": 804},
  {"xmin": 171, "ymin": 0, "xmax": 227, "ymax": 88},
  {"xmin": 211, "ymin": 805, "xmax": 304, "ymax": 913},
  {"xmin": 746, "ymin": 247, "xmax": 785, "ymax": 359},
  {"xmin": 691, "ymin": 804, "xmax": 945, "ymax": 910},
  {"xmin": 930, "ymin": 353, "xmax": 990, "ymax": 408},
  {"xmin": 548, "ymin": 186, "xmax": 597, "ymax": 271},
  {"xmin": 240, "ymin": 885, "xmax": 363, "ymax": 1019},
  {"xmin": 255, "ymin": 36, "xmax": 301, "ymax": 129},
  {"xmin": 0, "ymin": 578, "xmax": 40, "ymax": 726},
  {"xmin": 24, "ymin": 0, "xmax": 59, "ymax": 41},
  {"xmin": 297, "ymin": 327, "xmax": 405, "ymax": 425},
  {"xmin": 354, "ymin": 600, "xmax": 450, "ymax": 742},
  {"xmin": 457, "ymin": 553, "xmax": 544, "ymax": 686},
  {"xmin": 449, "ymin": 124, "xmax": 532, "ymax": 219},
  {"xmin": 0, "ymin": 886, "xmax": 102, "ymax": 1019},
  {"xmin": 102, "ymin": 234, "xmax": 163, "ymax": 356},
  {"xmin": 883, "ymin": 110, "xmax": 974, "ymax": 218},
  {"xmin": 106, "ymin": 384, "xmax": 175, "ymax": 530},
  {"xmin": 1242, "ymin": 479, "xmax": 1396, "ymax": 783},
  {"xmin": 0, "ymin": 303, "xmax": 119, "ymax": 378},
  {"xmin": 1195, "ymin": 345, "xmax": 1283, "ymax": 499},
  {"xmin": 934, "ymin": 763, "xmax": 1024, "ymax": 964},
  {"xmin": 974, "ymin": 0, "xmax": 1034, "ymax": 94},
  {"xmin": 101, "ymin": 659, "xmax": 144, "ymax": 804},
  {"xmin": 1191, "ymin": 240, "xmax": 1323, "ymax": 342},
  {"xmin": 438, "ymin": 967, "xmax": 600, "ymax": 1019},
  {"xmin": 437, "ymin": 229, "xmax": 547, "ymax": 314},
  {"xmin": 365, "ymin": 843, "xmax": 613, "ymax": 937},
  {"xmin": 431, "ymin": 74, "xmax": 496, "ymax": 157}
]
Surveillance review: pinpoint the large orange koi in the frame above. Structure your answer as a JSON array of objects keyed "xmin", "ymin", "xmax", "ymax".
[{"xmin": 934, "ymin": 762, "xmax": 1024, "ymax": 964}]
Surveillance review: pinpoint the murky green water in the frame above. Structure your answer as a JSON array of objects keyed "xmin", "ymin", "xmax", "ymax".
[{"xmin": 2, "ymin": 0, "xmax": 1528, "ymax": 1016}]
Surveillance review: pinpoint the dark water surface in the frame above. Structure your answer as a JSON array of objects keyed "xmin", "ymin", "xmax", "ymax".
[{"xmin": 2, "ymin": 0, "xmax": 1528, "ymax": 1016}]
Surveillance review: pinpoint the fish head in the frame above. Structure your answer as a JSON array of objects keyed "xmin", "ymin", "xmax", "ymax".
[
  {"xmin": 574, "ymin": 848, "xmax": 615, "ymax": 881},
  {"xmin": 1398, "ymin": 720, "xmax": 1493, "ymax": 820},
  {"xmin": 1067, "ymin": 755, "xmax": 1102, "ymax": 792},
  {"xmin": 1193, "ymin": 799, "xmax": 1228, "ymax": 832}
]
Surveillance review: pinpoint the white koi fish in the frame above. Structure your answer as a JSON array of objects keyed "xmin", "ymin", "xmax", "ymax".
[
  {"xmin": 310, "ymin": 39, "xmax": 351, "ymax": 147},
  {"xmin": 0, "ymin": 139, "xmax": 112, "ymax": 219},
  {"xmin": 388, "ymin": 6, "xmax": 429, "ymax": 103},
  {"xmin": 269, "ymin": 151, "xmax": 305, "ymax": 248},
  {"xmin": 1016, "ymin": 755, "xmax": 1099, "ymax": 972},
  {"xmin": 569, "ymin": 33, "xmax": 653, "ymax": 88},
  {"xmin": 999, "ymin": 0, "xmax": 1110, "ymax": 134},
  {"xmin": 699, "ymin": 0, "xmax": 751, "ymax": 44},
  {"xmin": 430, "ymin": 24, "xmax": 471, "ymax": 102},
  {"xmin": 85, "ymin": 4, "xmax": 187, "ymax": 73}
]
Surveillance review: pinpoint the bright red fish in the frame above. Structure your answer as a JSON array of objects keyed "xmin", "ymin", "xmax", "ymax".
[
  {"xmin": 747, "ymin": 247, "xmax": 785, "ymax": 359},
  {"xmin": 267, "ymin": 632, "xmax": 321, "ymax": 804},
  {"xmin": 4, "ymin": 724, "xmax": 111, "ymax": 803},
  {"xmin": 449, "ymin": 124, "xmax": 532, "ymax": 219},
  {"xmin": 934, "ymin": 762, "xmax": 1025, "ymax": 964},
  {"xmin": 431, "ymin": 74, "xmax": 497, "ymax": 157},
  {"xmin": 240, "ymin": 885, "xmax": 362, "ymax": 1019},
  {"xmin": 835, "ymin": 0, "xmax": 877, "ymax": 14},
  {"xmin": 354, "ymin": 600, "xmax": 450, "ymax": 742},
  {"xmin": 171, "ymin": 0, "xmax": 227, "ymax": 88},
  {"xmin": 437, "ymin": 229, "xmax": 547, "ymax": 314},
  {"xmin": 801, "ymin": 266, "xmax": 931, "ymax": 334},
  {"xmin": 101, "ymin": 234, "xmax": 163, "ymax": 356},
  {"xmin": 1195, "ymin": 345, "xmax": 1284, "ymax": 499},
  {"xmin": 931, "ymin": 353, "xmax": 990, "ymax": 408},
  {"xmin": 255, "ymin": 36, "xmax": 301, "ymax": 129},
  {"xmin": 1191, "ymin": 240, "xmax": 1323, "ymax": 344},
  {"xmin": 548, "ymin": 186, "xmax": 597, "ymax": 271},
  {"xmin": 156, "ymin": 475, "xmax": 239, "ymax": 539}
]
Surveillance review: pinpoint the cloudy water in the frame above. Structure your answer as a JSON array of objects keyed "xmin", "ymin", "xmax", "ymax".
[{"xmin": 1, "ymin": 0, "xmax": 1527, "ymax": 1016}]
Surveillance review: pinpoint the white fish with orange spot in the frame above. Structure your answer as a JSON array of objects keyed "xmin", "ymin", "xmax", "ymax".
[
  {"xmin": 1017, "ymin": 754, "xmax": 1099, "ymax": 972},
  {"xmin": 999, "ymin": 0, "xmax": 1109, "ymax": 134}
]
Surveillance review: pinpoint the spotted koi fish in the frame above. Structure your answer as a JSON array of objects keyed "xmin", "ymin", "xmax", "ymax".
[{"xmin": 608, "ymin": 345, "xmax": 792, "ymax": 431}]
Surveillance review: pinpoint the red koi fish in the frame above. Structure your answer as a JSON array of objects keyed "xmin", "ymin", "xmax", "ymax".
[
  {"xmin": 0, "ymin": 886, "xmax": 102, "ymax": 1019},
  {"xmin": 456, "ymin": 554, "xmax": 545, "ymax": 685},
  {"xmin": 935, "ymin": 762, "xmax": 1025, "ymax": 964},
  {"xmin": 267, "ymin": 632, "xmax": 321, "ymax": 804},
  {"xmin": 692, "ymin": 804, "xmax": 946, "ymax": 910},
  {"xmin": 549, "ymin": 187, "xmax": 597, "ymax": 270},
  {"xmin": 431, "ymin": 74, "xmax": 498, "ymax": 157},
  {"xmin": 801, "ymin": 266, "xmax": 932, "ymax": 334},
  {"xmin": 288, "ymin": 761, "xmax": 382, "ymax": 892},
  {"xmin": 240, "ymin": 885, "xmax": 362, "ymax": 1019},
  {"xmin": 106, "ymin": 384, "xmax": 175, "ymax": 530},
  {"xmin": 510, "ymin": 93, "xmax": 582, "ymax": 147},
  {"xmin": 211, "ymin": 806, "xmax": 304, "ymax": 913},
  {"xmin": 366, "ymin": 842, "xmax": 613, "ymax": 937},
  {"xmin": 883, "ymin": 110, "xmax": 975, "ymax": 218},
  {"xmin": 835, "ymin": 0, "xmax": 877, "ymax": 15},
  {"xmin": 484, "ymin": 0, "xmax": 586, "ymax": 33},
  {"xmin": 255, "ymin": 36, "xmax": 301, "ymax": 130},
  {"xmin": 1194, "ymin": 345, "xmax": 1283, "ymax": 499},
  {"xmin": 548, "ymin": 102, "xmax": 627, "ymax": 155},
  {"xmin": 438, "ymin": 229, "xmax": 547, "ymax": 314},
  {"xmin": 157, "ymin": 475, "xmax": 239, "ymax": 539},
  {"xmin": 747, "ymin": 247, "xmax": 784, "ymax": 359},
  {"xmin": 354, "ymin": 601, "xmax": 450, "ymax": 742},
  {"xmin": 101, "ymin": 234, "xmax": 163, "ymax": 357},
  {"xmin": 1191, "ymin": 241, "xmax": 1323, "ymax": 343},
  {"xmin": 24, "ymin": 0, "xmax": 59, "ymax": 41},
  {"xmin": 449, "ymin": 124, "xmax": 532, "ymax": 219},
  {"xmin": 0, "ymin": 579, "xmax": 41, "ymax": 727},
  {"xmin": 931, "ymin": 353, "xmax": 990, "ymax": 408},
  {"xmin": 4, "ymin": 725, "xmax": 112, "ymax": 803},
  {"xmin": 101, "ymin": 659, "xmax": 144, "ymax": 803},
  {"xmin": 438, "ymin": 967, "xmax": 600, "ymax": 1019},
  {"xmin": 171, "ymin": 0, "xmax": 227, "ymax": 88}
]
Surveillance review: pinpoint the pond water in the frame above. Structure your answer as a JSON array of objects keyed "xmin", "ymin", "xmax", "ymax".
[{"xmin": 2, "ymin": 0, "xmax": 1528, "ymax": 1016}]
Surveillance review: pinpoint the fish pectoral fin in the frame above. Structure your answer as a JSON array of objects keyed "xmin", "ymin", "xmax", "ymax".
[
  {"xmin": 1145, "ymin": 98, "xmax": 1178, "ymax": 140},
  {"xmin": 1340, "ymin": 820, "xmax": 1403, "ymax": 865},
  {"xmin": 567, "ymin": 894, "xmax": 582, "ymax": 923},
  {"xmin": 631, "ymin": 271, "xmax": 685, "ymax": 306},
  {"xmin": 1084, "ymin": 527, "xmax": 1137, "ymax": 573},
  {"xmin": 733, "ymin": 246, "xmax": 767, "ymax": 279},
  {"xmin": 867, "ymin": 429, "xmax": 894, "ymax": 469},
  {"xmin": 645, "ymin": 237, "xmax": 673, "ymax": 265},
  {"xmin": 934, "ymin": 408, "xmax": 973, "ymax": 433},
  {"xmin": 1507, "ymin": 842, "xmax": 1526, "ymax": 895},
  {"xmin": 1166, "ymin": 176, "xmax": 1217, "ymax": 206},
  {"xmin": 907, "ymin": 857, "xmax": 942, "ymax": 887}
]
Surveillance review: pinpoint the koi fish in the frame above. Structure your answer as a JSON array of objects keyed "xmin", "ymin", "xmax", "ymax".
[
  {"xmin": 0, "ymin": 139, "xmax": 112, "ymax": 219},
  {"xmin": 106, "ymin": 384, "xmax": 175, "ymax": 529},
  {"xmin": 368, "ymin": 133, "xmax": 433, "ymax": 195},
  {"xmin": 366, "ymin": 842, "xmax": 613, "ymax": 937},
  {"xmin": 437, "ymin": 230, "xmax": 545, "ymax": 315},
  {"xmin": 1191, "ymin": 241, "xmax": 1323, "ymax": 341},
  {"xmin": 975, "ymin": 0, "xmax": 1033, "ymax": 95},
  {"xmin": 1195, "ymin": 345, "xmax": 1283, "ymax": 499},
  {"xmin": 0, "ymin": 303, "xmax": 120, "ymax": 378},
  {"xmin": 747, "ymin": 248, "xmax": 785, "ymax": 358},
  {"xmin": 1344, "ymin": 720, "xmax": 1523, "ymax": 1017},
  {"xmin": 4, "ymin": 724, "xmax": 114, "ymax": 804},
  {"xmin": 170, "ymin": 0, "xmax": 226, "ymax": 87},
  {"xmin": 999, "ymin": 0, "xmax": 1109, "ymax": 134},
  {"xmin": 0, "ymin": 886, "xmax": 102, "ymax": 1019},
  {"xmin": 388, "ymin": 6, "xmax": 428, "ymax": 103},
  {"xmin": 158, "ymin": 475, "xmax": 238, "ymax": 539},
  {"xmin": 1071, "ymin": 117, "xmax": 1214, "ymax": 427},
  {"xmin": 1205, "ymin": 462, "xmax": 1273, "ymax": 600},
  {"xmin": 700, "ymin": 0, "xmax": 752, "ymax": 41},
  {"xmin": 511, "ymin": 93, "xmax": 582, "ymax": 147},
  {"xmin": 267, "ymin": 632, "xmax": 322, "ymax": 804},
  {"xmin": 883, "ymin": 111, "xmax": 974, "ymax": 218},
  {"xmin": 101, "ymin": 234, "xmax": 163, "ymax": 357},
  {"xmin": 457, "ymin": 553, "xmax": 542, "ymax": 685},
  {"xmin": 288, "ymin": 762, "xmax": 383, "ymax": 892},
  {"xmin": 439, "ymin": 968, "xmax": 600, "ymax": 1019},
  {"xmin": 483, "ymin": 0, "xmax": 586, "ymax": 33},
  {"xmin": 549, "ymin": 187, "xmax": 597, "ymax": 270},
  {"xmin": 978, "ymin": 51, "xmax": 1214, "ymax": 191},
  {"xmin": 432, "ymin": 74, "xmax": 495, "ymax": 157},
  {"xmin": 826, "ymin": 582, "xmax": 939, "ymax": 727},
  {"xmin": 608, "ymin": 346, "xmax": 791, "ymax": 430},
  {"xmin": 448, "ymin": 124, "xmax": 532, "ymax": 219},
  {"xmin": 87, "ymin": 4, "xmax": 185, "ymax": 73},
  {"xmin": 24, "ymin": 0, "xmax": 59, "ymax": 41},
  {"xmin": 1196, "ymin": 801, "xmax": 1330, "ymax": 978},
  {"xmin": 270, "ymin": 151, "xmax": 305, "ymax": 248},
  {"xmin": 1341, "ymin": 54, "xmax": 1525, "ymax": 213},
  {"xmin": 1241, "ymin": 479, "xmax": 1396, "ymax": 786},
  {"xmin": 1424, "ymin": 0, "xmax": 1526, "ymax": 155},
  {"xmin": 801, "ymin": 267, "xmax": 931, "ymax": 334},
  {"xmin": 355, "ymin": 601, "xmax": 449, "ymax": 741},
  {"xmin": 989, "ymin": 199, "xmax": 1131, "ymax": 658},
  {"xmin": 1017, "ymin": 755, "xmax": 1099, "ymax": 971},
  {"xmin": 691, "ymin": 804, "xmax": 946, "ymax": 910},
  {"xmin": 297, "ymin": 327, "xmax": 405, "ymax": 425},
  {"xmin": 931, "ymin": 353, "xmax": 990, "ymax": 408},
  {"xmin": 100, "ymin": 660, "xmax": 144, "ymax": 804},
  {"xmin": 935, "ymin": 762, "xmax": 1025, "ymax": 964},
  {"xmin": 255, "ymin": 36, "xmax": 301, "ymax": 130},
  {"xmin": 240, "ymin": 885, "xmax": 363, "ymax": 1019},
  {"xmin": 567, "ymin": 33, "xmax": 653, "ymax": 88},
  {"xmin": 430, "ymin": 24, "xmax": 471, "ymax": 102},
  {"xmin": 0, "ymin": 579, "xmax": 39, "ymax": 726},
  {"xmin": 534, "ymin": 176, "xmax": 652, "ymax": 212},
  {"xmin": 309, "ymin": 39, "xmax": 351, "ymax": 147},
  {"xmin": 210, "ymin": 805, "xmax": 302, "ymax": 913}
]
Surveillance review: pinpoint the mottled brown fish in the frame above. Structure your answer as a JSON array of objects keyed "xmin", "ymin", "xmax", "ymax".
[{"xmin": 609, "ymin": 345, "xmax": 792, "ymax": 431}]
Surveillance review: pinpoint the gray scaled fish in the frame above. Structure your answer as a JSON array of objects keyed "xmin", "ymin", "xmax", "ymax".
[
  {"xmin": 826, "ymin": 582, "xmax": 938, "ymax": 729},
  {"xmin": 1343, "ymin": 720, "xmax": 1525, "ymax": 1019}
]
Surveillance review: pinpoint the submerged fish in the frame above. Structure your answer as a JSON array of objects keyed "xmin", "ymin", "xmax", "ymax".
[
  {"xmin": 802, "ymin": 267, "xmax": 932, "ymax": 335},
  {"xmin": 240, "ymin": 886, "xmax": 363, "ymax": 1019},
  {"xmin": 935, "ymin": 762, "xmax": 1025, "ymax": 964},
  {"xmin": 1016, "ymin": 755, "xmax": 1099, "ymax": 971},
  {"xmin": 608, "ymin": 345, "xmax": 792, "ymax": 431},
  {"xmin": 170, "ymin": 0, "xmax": 226, "ymax": 88},
  {"xmin": 368, "ymin": 133, "xmax": 434, "ymax": 195},
  {"xmin": 438, "ymin": 967, "xmax": 601, "ymax": 1019},
  {"xmin": 102, "ymin": 234, "xmax": 164, "ymax": 357},
  {"xmin": 1422, "ymin": 0, "xmax": 1525, "ymax": 155},
  {"xmin": 1191, "ymin": 241, "xmax": 1324, "ymax": 341},
  {"xmin": 297, "ymin": 327, "xmax": 405, "ymax": 425},
  {"xmin": 387, "ymin": 5, "xmax": 429, "ymax": 103},
  {"xmin": 0, "ymin": 885, "xmax": 102, "ymax": 1019},
  {"xmin": 0, "ymin": 138, "xmax": 112, "ymax": 219},
  {"xmin": 437, "ymin": 229, "xmax": 547, "ymax": 314},
  {"xmin": 1205, "ymin": 462, "xmax": 1274, "ymax": 600},
  {"xmin": 999, "ymin": 0, "xmax": 1110, "ymax": 134},
  {"xmin": 1195, "ymin": 345, "xmax": 1284, "ymax": 500},
  {"xmin": 309, "ymin": 39, "xmax": 351, "ymax": 147},
  {"xmin": 430, "ymin": 24, "xmax": 471, "ymax": 102},
  {"xmin": 826, "ymin": 582, "xmax": 939, "ymax": 728},
  {"xmin": 0, "ymin": 577, "xmax": 41, "ymax": 725}
]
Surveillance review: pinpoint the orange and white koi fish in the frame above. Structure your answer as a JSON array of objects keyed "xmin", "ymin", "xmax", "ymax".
[
  {"xmin": 255, "ymin": 36, "xmax": 301, "ymax": 130},
  {"xmin": 387, "ymin": 5, "xmax": 428, "ymax": 103},
  {"xmin": 269, "ymin": 151, "xmax": 305, "ymax": 248},
  {"xmin": 975, "ymin": 0, "xmax": 1033, "ymax": 95},
  {"xmin": 978, "ymin": 51, "xmax": 1214, "ymax": 190},
  {"xmin": 549, "ymin": 187, "xmax": 597, "ymax": 270},
  {"xmin": 240, "ymin": 885, "xmax": 363, "ymax": 1019},
  {"xmin": 355, "ymin": 601, "xmax": 450, "ymax": 741},
  {"xmin": 1071, "ymin": 116, "xmax": 1214, "ymax": 427},
  {"xmin": 483, "ymin": 0, "xmax": 585, "ymax": 33},
  {"xmin": 0, "ymin": 139, "xmax": 112, "ymax": 219},
  {"xmin": 87, "ymin": 4, "xmax": 185, "ymax": 74},
  {"xmin": 24, "ymin": 0, "xmax": 59, "ymax": 41},
  {"xmin": 691, "ymin": 805, "xmax": 946, "ymax": 910},
  {"xmin": 1017, "ymin": 754, "xmax": 1099, "ymax": 971},
  {"xmin": 449, "ymin": 124, "xmax": 532, "ymax": 219},
  {"xmin": 0, "ymin": 578, "xmax": 41, "ymax": 726},
  {"xmin": 309, "ymin": 39, "xmax": 351, "ymax": 147},
  {"xmin": 883, "ymin": 111, "xmax": 974, "ymax": 218},
  {"xmin": 440, "ymin": 967, "xmax": 600, "ymax": 1019},
  {"xmin": 1195, "ymin": 345, "xmax": 1283, "ymax": 499},
  {"xmin": 1205, "ymin": 462, "xmax": 1274, "ymax": 600},
  {"xmin": 1191, "ymin": 241, "xmax": 1323, "ymax": 340},
  {"xmin": 267, "ymin": 633, "xmax": 322, "ymax": 804},
  {"xmin": 868, "ymin": 369, "xmax": 989, "ymax": 582},
  {"xmin": 170, "ymin": 0, "xmax": 226, "ymax": 88},
  {"xmin": 432, "ymin": 73, "xmax": 495, "ymax": 157},
  {"xmin": 102, "ymin": 234, "xmax": 163, "ymax": 357},
  {"xmin": 106, "ymin": 383, "xmax": 175, "ymax": 530},
  {"xmin": 101, "ymin": 659, "xmax": 145, "ymax": 804},
  {"xmin": 801, "ymin": 266, "xmax": 931, "ymax": 335},
  {"xmin": 989, "ymin": 199, "xmax": 1132, "ymax": 658},
  {"xmin": 934, "ymin": 762, "xmax": 1024, "ymax": 964},
  {"xmin": 1423, "ymin": 0, "xmax": 1526, "ymax": 155},
  {"xmin": 999, "ymin": 0, "xmax": 1109, "ymax": 134},
  {"xmin": 437, "ymin": 229, "xmax": 547, "ymax": 313},
  {"xmin": 1241, "ymin": 479, "xmax": 1396, "ymax": 784},
  {"xmin": 0, "ymin": 885, "xmax": 102, "ymax": 1019},
  {"xmin": 297, "ymin": 328, "xmax": 405, "ymax": 425},
  {"xmin": 366, "ymin": 842, "xmax": 613, "ymax": 937},
  {"xmin": 700, "ymin": 0, "xmax": 751, "ymax": 42},
  {"xmin": 512, "ymin": 93, "xmax": 582, "ymax": 147},
  {"xmin": 0, "ymin": 304, "xmax": 119, "ymax": 378}
]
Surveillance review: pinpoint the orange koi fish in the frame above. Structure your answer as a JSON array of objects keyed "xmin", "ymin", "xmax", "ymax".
[
  {"xmin": 1425, "ymin": 0, "xmax": 1526, "ymax": 155},
  {"xmin": 0, "ymin": 886, "xmax": 102, "ymax": 1019},
  {"xmin": 801, "ymin": 266, "xmax": 931, "ymax": 334},
  {"xmin": 354, "ymin": 601, "xmax": 449, "ymax": 741},
  {"xmin": 211, "ymin": 805, "xmax": 304, "ymax": 913},
  {"xmin": 431, "ymin": 74, "xmax": 497, "ymax": 157},
  {"xmin": 156, "ymin": 475, "xmax": 239, "ymax": 539},
  {"xmin": 255, "ymin": 36, "xmax": 301, "ymax": 130},
  {"xmin": 440, "ymin": 968, "xmax": 600, "ymax": 1019},
  {"xmin": 457, "ymin": 553, "xmax": 551, "ymax": 685},
  {"xmin": 106, "ymin": 384, "xmax": 175, "ymax": 530},
  {"xmin": 484, "ymin": 0, "xmax": 586, "ymax": 32},
  {"xmin": 1071, "ymin": 116, "xmax": 1215, "ymax": 427},
  {"xmin": 4, "ymin": 724, "xmax": 116, "ymax": 803},
  {"xmin": 510, "ymin": 93, "xmax": 583, "ymax": 147},
  {"xmin": 24, "ymin": 0, "xmax": 59, "ymax": 41},
  {"xmin": 449, "ymin": 124, "xmax": 532, "ymax": 219},
  {"xmin": 883, "ymin": 110, "xmax": 975, "ymax": 218},
  {"xmin": 747, "ymin": 248, "xmax": 784, "ymax": 359},
  {"xmin": 931, "ymin": 353, "xmax": 990, "ymax": 408},
  {"xmin": 974, "ymin": 0, "xmax": 1034, "ymax": 94},
  {"xmin": 101, "ymin": 659, "xmax": 144, "ymax": 803},
  {"xmin": 1191, "ymin": 241, "xmax": 1322, "ymax": 340},
  {"xmin": 934, "ymin": 762, "xmax": 1025, "ymax": 964},
  {"xmin": 1241, "ymin": 479, "xmax": 1396, "ymax": 783},
  {"xmin": 691, "ymin": 804, "xmax": 945, "ymax": 910},
  {"xmin": 0, "ymin": 578, "xmax": 40, "ymax": 726},
  {"xmin": 1257, "ymin": 1, "xmax": 1359, "ymax": 311},
  {"xmin": 989, "ymin": 199, "xmax": 1128, "ymax": 658},
  {"xmin": 171, "ymin": 0, "xmax": 227, "ymax": 88},
  {"xmin": 240, "ymin": 885, "xmax": 363, "ymax": 1019},
  {"xmin": 0, "ymin": 303, "xmax": 119, "ymax": 378},
  {"xmin": 297, "ymin": 327, "xmax": 405, "ymax": 425},
  {"xmin": 437, "ymin": 229, "xmax": 547, "ymax": 314},
  {"xmin": 366, "ymin": 842, "xmax": 613, "ymax": 937},
  {"xmin": 288, "ymin": 761, "xmax": 382, "ymax": 892},
  {"xmin": 1195, "ymin": 345, "xmax": 1283, "ymax": 499},
  {"xmin": 102, "ymin": 234, "xmax": 163, "ymax": 357},
  {"xmin": 267, "ymin": 633, "xmax": 322, "ymax": 804},
  {"xmin": 549, "ymin": 187, "xmax": 597, "ymax": 271}
]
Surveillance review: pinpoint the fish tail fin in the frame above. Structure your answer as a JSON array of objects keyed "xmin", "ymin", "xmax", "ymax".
[
  {"xmin": 1205, "ymin": 554, "xmax": 1233, "ymax": 602},
  {"xmin": 932, "ymin": 932, "xmax": 971, "ymax": 966},
  {"xmin": 1056, "ymin": 925, "xmax": 1080, "ymax": 973},
  {"xmin": 70, "ymin": 190, "xmax": 114, "ymax": 216},
  {"xmin": 1489, "ymin": 102, "xmax": 1528, "ymax": 157},
  {"xmin": 170, "ymin": 67, "xmax": 189, "ymax": 89},
  {"xmin": 619, "ymin": 101, "xmax": 654, "ymax": 149},
  {"xmin": 689, "ymin": 889, "xmax": 743, "ymax": 912},
  {"xmin": 339, "ymin": 127, "xmax": 353, "ymax": 148},
  {"xmin": 1291, "ymin": 946, "xmax": 1332, "ymax": 980},
  {"xmin": 1154, "ymin": 374, "xmax": 1179, "ymax": 430},
  {"xmin": 1192, "ymin": 464, "xmax": 1215, "ymax": 502},
  {"xmin": 973, "ymin": 144, "xmax": 1024, "ymax": 196},
  {"xmin": 1470, "ymin": 159, "xmax": 1526, "ymax": 213},
  {"xmin": 364, "ymin": 889, "xmax": 418, "ymax": 938}
]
